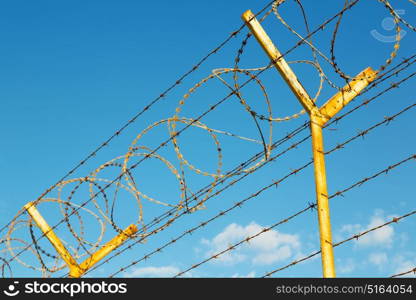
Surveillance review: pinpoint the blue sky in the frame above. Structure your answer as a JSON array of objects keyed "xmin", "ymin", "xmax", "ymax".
[{"xmin": 0, "ymin": 0, "xmax": 415, "ymax": 278}]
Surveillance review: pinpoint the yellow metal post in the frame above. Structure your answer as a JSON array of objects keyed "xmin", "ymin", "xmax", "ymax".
[
  {"xmin": 242, "ymin": 9, "xmax": 377, "ymax": 277},
  {"xmin": 309, "ymin": 118, "xmax": 335, "ymax": 277},
  {"xmin": 24, "ymin": 202, "xmax": 137, "ymax": 278}
]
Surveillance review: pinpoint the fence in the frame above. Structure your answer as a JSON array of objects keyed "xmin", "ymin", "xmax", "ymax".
[{"xmin": 0, "ymin": 0, "xmax": 415, "ymax": 278}]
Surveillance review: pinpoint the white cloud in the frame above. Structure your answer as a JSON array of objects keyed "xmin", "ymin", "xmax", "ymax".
[
  {"xmin": 339, "ymin": 210, "xmax": 394, "ymax": 248},
  {"xmin": 369, "ymin": 252, "xmax": 388, "ymax": 268},
  {"xmin": 201, "ymin": 222, "xmax": 301, "ymax": 266},
  {"xmin": 392, "ymin": 254, "xmax": 416, "ymax": 278},
  {"xmin": 232, "ymin": 271, "xmax": 256, "ymax": 278},
  {"xmin": 338, "ymin": 258, "xmax": 356, "ymax": 274},
  {"xmin": 252, "ymin": 245, "xmax": 292, "ymax": 265},
  {"xmin": 123, "ymin": 266, "xmax": 180, "ymax": 278},
  {"xmin": 339, "ymin": 224, "xmax": 361, "ymax": 234},
  {"xmin": 398, "ymin": 232, "xmax": 409, "ymax": 247}
]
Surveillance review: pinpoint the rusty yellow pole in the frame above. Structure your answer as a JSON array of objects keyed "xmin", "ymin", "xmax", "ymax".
[
  {"xmin": 242, "ymin": 9, "xmax": 377, "ymax": 278},
  {"xmin": 70, "ymin": 224, "xmax": 138, "ymax": 278},
  {"xmin": 24, "ymin": 201, "xmax": 138, "ymax": 278}
]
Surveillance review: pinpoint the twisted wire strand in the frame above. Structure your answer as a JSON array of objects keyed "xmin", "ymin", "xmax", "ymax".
[{"xmin": 391, "ymin": 267, "xmax": 416, "ymax": 278}]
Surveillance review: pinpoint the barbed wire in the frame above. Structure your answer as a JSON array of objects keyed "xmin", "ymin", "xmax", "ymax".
[
  {"xmin": 391, "ymin": 267, "xmax": 416, "ymax": 278},
  {"xmin": 2, "ymin": 0, "xmax": 415, "ymax": 277},
  {"xmin": 325, "ymin": 103, "xmax": 416, "ymax": 155}
]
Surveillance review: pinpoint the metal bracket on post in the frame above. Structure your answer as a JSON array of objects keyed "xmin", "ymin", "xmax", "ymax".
[
  {"xmin": 242, "ymin": 10, "xmax": 377, "ymax": 277},
  {"xmin": 24, "ymin": 202, "xmax": 138, "ymax": 278}
]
